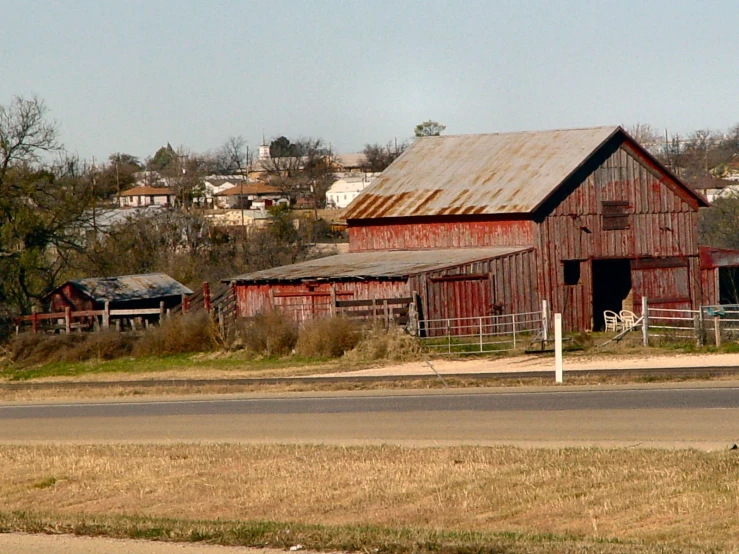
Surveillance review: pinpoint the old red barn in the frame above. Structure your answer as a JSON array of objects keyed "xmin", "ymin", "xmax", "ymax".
[{"xmin": 227, "ymin": 126, "xmax": 712, "ymax": 330}]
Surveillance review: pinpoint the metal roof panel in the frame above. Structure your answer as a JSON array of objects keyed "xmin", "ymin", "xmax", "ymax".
[
  {"xmin": 344, "ymin": 126, "xmax": 620, "ymax": 219},
  {"xmin": 69, "ymin": 273, "xmax": 193, "ymax": 302},
  {"xmin": 227, "ymin": 247, "xmax": 529, "ymax": 282}
]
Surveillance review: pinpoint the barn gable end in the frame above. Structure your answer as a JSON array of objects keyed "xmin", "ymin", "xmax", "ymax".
[{"xmin": 536, "ymin": 133, "xmax": 704, "ymax": 330}]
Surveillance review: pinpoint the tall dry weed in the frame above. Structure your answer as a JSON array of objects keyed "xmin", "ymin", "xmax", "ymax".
[
  {"xmin": 236, "ymin": 311, "xmax": 298, "ymax": 357},
  {"xmin": 344, "ymin": 323, "xmax": 421, "ymax": 362},
  {"xmin": 7, "ymin": 332, "xmax": 135, "ymax": 367},
  {"xmin": 132, "ymin": 311, "xmax": 217, "ymax": 357},
  {"xmin": 295, "ymin": 316, "xmax": 361, "ymax": 358}
]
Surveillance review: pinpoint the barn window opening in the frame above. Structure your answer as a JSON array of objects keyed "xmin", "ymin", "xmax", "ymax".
[
  {"xmin": 563, "ymin": 260, "xmax": 581, "ymax": 285},
  {"xmin": 601, "ymin": 200, "xmax": 630, "ymax": 230}
]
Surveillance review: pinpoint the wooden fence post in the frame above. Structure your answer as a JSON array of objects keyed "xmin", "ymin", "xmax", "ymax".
[
  {"xmin": 203, "ymin": 282, "xmax": 211, "ymax": 313},
  {"xmin": 103, "ymin": 301, "xmax": 110, "ymax": 329},
  {"xmin": 31, "ymin": 308, "xmax": 38, "ymax": 334},
  {"xmin": 383, "ymin": 299, "xmax": 390, "ymax": 327},
  {"xmin": 714, "ymin": 316, "xmax": 721, "ymax": 348},
  {"xmin": 231, "ymin": 283, "xmax": 239, "ymax": 318},
  {"xmin": 65, "ymin": 307, "xmax": 71, "ymax": 334},
  {"xmin": 542, "ymin": 300, "xmax": 549, "ymax": 343},
  {"xmin": 329, "ymin": 286, "xmax": 337, "ymax": 317},
  {"xmin": 641, "ymin": 296, "xmax": 649, "ymax": 347},
  {"xmin": 159, "ymin": 301, "xmax": 165, "ymax": 324},
  {"xmin": 695, "ymin": 308, "xmax": 705, "ymax": 348}
]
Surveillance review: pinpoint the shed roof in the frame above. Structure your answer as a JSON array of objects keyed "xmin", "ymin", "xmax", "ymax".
[
  {"xmin": 344, "ymin": 126, "xmax": 706, "ymax": 219},
  {"xmin": 44, "ymin": 273, "xmax": 192, "ymax": 302},
  {"xmin": 216, "ymin": 182, "xmax": 281, "ymax": 196},
  {"xmin": 118, "ymin": 186, "xmax": 173, "ymax": 197},
  {"xmin": 227, "ymin": 247, "xmax": 528, "ymax": 283}
]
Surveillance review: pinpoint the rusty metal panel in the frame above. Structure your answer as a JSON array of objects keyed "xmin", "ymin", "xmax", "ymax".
[
  {"xmin": 344, "ymin": 127, "xmax": 621, "ymax": 219},
  {"xmin": 227, "ymin": 247, "xmax": 527, "ymax": 283},
  {"xmin": 349, "ymin": 219, "xmax": 535, "ymax": 251}
]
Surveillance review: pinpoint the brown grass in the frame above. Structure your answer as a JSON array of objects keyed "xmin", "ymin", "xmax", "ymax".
[
  {"xmin": 0, "ymin": 444, "xmax": 737, "ymax": 551},
  {"xmin": 132, "ymin": 312, "xmax": 217, "ymax": 357},
  {"xmin": 295, "ymin": 317, "xmax": 361, "ymax": 358},
  {"xmin": 346, "ymin": 323, "xmax": 421, "ymax": 362},
  {"xmin": 236, "ymin": 312, "xmax": 299, "ymax": 356},
  {"xmin": 7, "ymin": 331, "xmax": 137, "ymax": 367}
]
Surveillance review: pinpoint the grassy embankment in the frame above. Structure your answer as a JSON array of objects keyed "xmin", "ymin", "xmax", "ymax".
[{"xmin": 1, "ymin": 444, "xmax": 738, "ymax": 553}]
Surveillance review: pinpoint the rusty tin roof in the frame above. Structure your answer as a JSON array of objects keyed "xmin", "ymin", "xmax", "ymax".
[
  {"xmin": 227, "ymin": 247, "xmax": 528, "ymax": 283},
  {"xmin": 344, "ymin": 126, "xmax": 622, "ymax": 219},
  {"xmin": 50, "ymin": 273, "xmax": 193, "ymax": 302}
]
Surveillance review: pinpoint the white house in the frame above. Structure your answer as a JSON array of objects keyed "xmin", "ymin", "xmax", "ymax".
[
  {"xmin": 214, "ymin": 182, "xmax": 287, "ymax": 209},
  {"xmin": 326, "ymin": 175, "xmax": 377, "ymax": 209},
  {"xmin": 203, "ymin": 175, "xmax": 249, "ymax": 205},
  {"xmin": 117, "ymin": 186, "xmax": 175, "ymax": 208}
]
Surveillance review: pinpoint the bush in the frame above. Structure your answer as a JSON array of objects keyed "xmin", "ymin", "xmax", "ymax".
[
  {"xmin": 7, "ymin": 331, "xmax": 135, "ymax": 367},
  {"xmin": 132, "ymin": 311, "xmax": 217, "ymax": 357},
  {"xmin": 295, "ymin": 317, "xmax": 361, "ymax": 358},
  {"xmin": 236, "ymin": 311, "xmax": 298, "ymax": 357},
  {"xmin": 344, "ymin": 323, "xmax": 421, "ymax": 362}
]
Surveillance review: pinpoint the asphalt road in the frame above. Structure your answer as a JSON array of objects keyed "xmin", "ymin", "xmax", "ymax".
[{"xmin": 1, "ymin": 384, "xmax": 738, "ymax": 448}]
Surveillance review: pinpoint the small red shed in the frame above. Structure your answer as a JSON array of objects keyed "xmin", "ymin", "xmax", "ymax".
[{"xmin": 43, "ymin": 273, "xmax": 193, "ymax": 313}]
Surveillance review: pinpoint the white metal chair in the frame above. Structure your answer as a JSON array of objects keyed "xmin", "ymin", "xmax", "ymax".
[
  {"xmin": 620, "ymin": 310, "xmax": 637, "ymax": 330},
  {"xmin": 604, "ymin": 310, "xmax": 622, "ymax": 332}
]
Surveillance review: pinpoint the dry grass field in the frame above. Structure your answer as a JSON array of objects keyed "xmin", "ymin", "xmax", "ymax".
[{"xmin": 1, "ymin": 443, "xmax": 738, "ymax": 553}]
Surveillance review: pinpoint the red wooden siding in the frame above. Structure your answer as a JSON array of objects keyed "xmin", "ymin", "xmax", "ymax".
[
  {"xmin": 47, "ymin": 284, "xmax": 94, "ymax": 313},
  {"xmin": 538, "ymin": 145, "xmax": 701, "ymax": 330},
  {"xmin": 234, "ymin": 250, "xmax": 538, "ymax": 325},
  {"xmin": 235, "ymin": 280, "xmax": 410, "ymax": 322},
  {"xmin": 409, "ymin": 249, "xmax": 539, "ymax": 321},
  {"xmin": 348, "ymin": 218, "xmax": 535, "ymax": 252},
  {"xmin": 701, "ymin": 267, "xmax": 718, "ymax": 306}
]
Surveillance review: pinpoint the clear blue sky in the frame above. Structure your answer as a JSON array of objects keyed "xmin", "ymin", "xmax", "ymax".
[{"xmin": 2, "ymin": 0, "xmax": 737, "ymax": 163}]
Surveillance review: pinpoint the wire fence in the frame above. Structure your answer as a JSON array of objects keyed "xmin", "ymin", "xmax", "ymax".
[{"xmin": 418, "ymin": 310, "xmax": 545, "ymax": 355}]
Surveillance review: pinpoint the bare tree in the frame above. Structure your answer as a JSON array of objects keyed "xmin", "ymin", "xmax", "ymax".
[
  {"xmin": 211, "ymin": 135, "xmax": 252, "ymax": 174},
  {"xmin": 362, "ymin": 140, "xmax": 407, "ymax": 172},
  {"xmin": 625, "ymin": 123, "xmax": 659, "ymax": 151},
  {"xmin": 0, "ymin": 96, "xmax": 60, "ymax": 189}
]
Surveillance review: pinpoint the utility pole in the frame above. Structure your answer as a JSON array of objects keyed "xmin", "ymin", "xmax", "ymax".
[{"xmin": 91, "ymin": 157, "xmax": 97, "ymax": 243}]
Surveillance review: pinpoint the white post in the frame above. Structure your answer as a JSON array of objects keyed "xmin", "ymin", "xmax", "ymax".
[
  {"xmin": 641, "ymin": 296, "xmax": 648, "ymax": 347},
  {"xmin": 542, "ymin": 300, "xmax": 549, "ymax": 342},
  {"xmin": 554, "ymin": 313, "xmax": 563, "ymax": 384},
  {"xmin": 479, "ymin": 316, "xmax": 483, "ymax": 353}
]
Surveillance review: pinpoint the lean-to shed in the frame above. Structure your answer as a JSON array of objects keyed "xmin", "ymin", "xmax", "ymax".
[
  {"xmin": 43, "ymin": 273, "xmax": 192, "ymax": 313},
  {"xmin": 228, "ymin": 126, "xmax": 711, "ymax": 330}
]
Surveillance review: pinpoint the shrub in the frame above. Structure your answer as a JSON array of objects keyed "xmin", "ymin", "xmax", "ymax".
[
  {"xmin": 132, "ymin": 311, "xmax": 217, "ymax": 357},
  {"xmin": 236, "ymin": 311, "xmax": 298, "ymax": 357},
  {"xmin": 63, "ymin": 331, "xmax": 135, "ymax": 361},
  {"xmin": 344, "ymin": 323, "xmax": 421, "ymax": 362},
  {"xmin": 7, "ymin": 331, "xmax": 135, "ymax": 367},
  {"xmin": 295, "ymin": 316, "xmax": 361, "ymax": 358}
]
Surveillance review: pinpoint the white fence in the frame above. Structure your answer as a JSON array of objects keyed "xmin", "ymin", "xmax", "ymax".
[
  {"xmin": 645, "ymin": 302, "xmax": 739, "ymax": 346},
  {"xmin": 418, "ymin": 307, "xmax": 547, "ymax": 355}
]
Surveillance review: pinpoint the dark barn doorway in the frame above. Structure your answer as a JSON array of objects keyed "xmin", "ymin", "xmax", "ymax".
[{"xmin": 592, "ymin": 258, "xmax": 632, "ymax": 330}]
